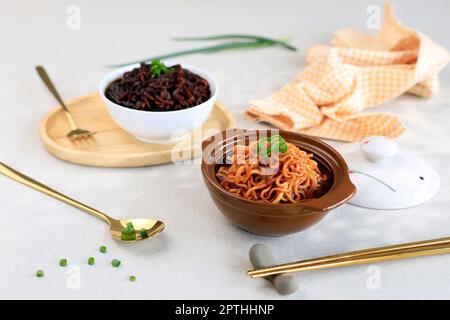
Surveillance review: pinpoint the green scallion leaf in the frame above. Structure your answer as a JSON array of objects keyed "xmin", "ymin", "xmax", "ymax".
[
  {"xmin": 36, "ymin": 270, "xmax": 44, "ymax": 277},
  {"xmin": 88, "ymin": 257, "xmax": 95, "ymax": 265},
  {"xmin": 256, "ymin": 137, "xmax": 270, "ymax": 155},
  {"xmin": 129, "ymin": 275, "xmax": 136, "ymax": 282},
  {"xmin": 99, "ymin": 246, "xmax": 107, "ymax": 253},
  {"xmin": 110, "ymin": 34, "xmax": 296, "ymax": 67},
  {"xmin": 256, "ymin": 135, "xmax": 289, "ymax": 157},
  {"xmin": 59, "ymin": 259, "xmax": 68, "ymax": 267},
  {"xmin": 279, "ymin": 141, "xmax": 288, "ymax": 153},
  {"xmin": 173, "ymin": 34, "xmax": 297, "ymax": 51}
]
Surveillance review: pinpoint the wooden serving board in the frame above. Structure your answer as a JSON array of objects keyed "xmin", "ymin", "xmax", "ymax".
[{"xmin": 39, "ymin": 93, "xmax": 236, "ymax": 167}]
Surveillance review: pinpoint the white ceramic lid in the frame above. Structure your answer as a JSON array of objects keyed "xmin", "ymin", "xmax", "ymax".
[{"xmin": 338, "ymin": 136, "xmax": 440, "ymax": 210}]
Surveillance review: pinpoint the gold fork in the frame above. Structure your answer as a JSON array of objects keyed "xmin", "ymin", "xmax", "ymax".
[{"xmin": 36, "ymin": 65, "xmax": 96, "ymax": 140}]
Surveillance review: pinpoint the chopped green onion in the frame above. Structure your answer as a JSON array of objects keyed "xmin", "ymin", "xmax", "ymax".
[
  {"xmin": 120, "ymin": 233, "xmax": 136, "ymax": 241},
  {"xmin": 99, "ymin": 246, "xmax": 107, "ymax": 253},
  {"xmin": 36, "ymin": 270, "xmax": 44, "ymax": 277},
  {"xmin": 88, "ymin": 257, "xmax": 95, "ymax": 265},
  {"xmin": 125, "ymin": 222, "xmax": 134, "ymax": 232},
  {"xmin": 129, "ymin": 275, "xmax": 136, "ymax": 282},
  {"xmin": 140, "ymin": 228, "xmax": 148, "ymax": 239},
  {"xmin": 122, "ymin": 222, "xmax": 135, "ymax": 234},
  {"xmin": 111, "ymin": 259, "xmax": 121, "ymax": 268},
  {"xmin": 121, "ymin": 222, "xmax": 136, "ymax": 241},
  {"xmin": 59, "ymin": 259, "xmax": 68, "ymax": 267}
]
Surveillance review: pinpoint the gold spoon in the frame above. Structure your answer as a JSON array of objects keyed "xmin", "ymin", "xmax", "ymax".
[{"xmin": 0, "ymin": 162, "xmax": 165, "ymax": 242}]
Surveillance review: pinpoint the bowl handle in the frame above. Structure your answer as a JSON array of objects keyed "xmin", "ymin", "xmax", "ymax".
[{"xmin": 303, "ymin": 178, "xmax": 356, "ymax": 212}]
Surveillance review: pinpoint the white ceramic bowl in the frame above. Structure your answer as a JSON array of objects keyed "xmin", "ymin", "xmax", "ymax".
[{"xmin": 99, "ymin": 62, "xmax": 219, "ymax": 144}]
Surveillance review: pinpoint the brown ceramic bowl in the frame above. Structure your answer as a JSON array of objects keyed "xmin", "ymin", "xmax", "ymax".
[{"xmin": 201, "ymin": 129, "xmax": 356, "ymax": 236}]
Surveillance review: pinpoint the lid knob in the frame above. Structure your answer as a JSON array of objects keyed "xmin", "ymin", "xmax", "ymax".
[{"xmin": 360, "ymin": 136, "xmax": 399, "ymax": 163}]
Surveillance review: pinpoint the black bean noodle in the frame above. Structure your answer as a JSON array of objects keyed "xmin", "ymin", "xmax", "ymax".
[{"xmin": 105, "ymin": 63, "xmax": 211, "ymax": 112}]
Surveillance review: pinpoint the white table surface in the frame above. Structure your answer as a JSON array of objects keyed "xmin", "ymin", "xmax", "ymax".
[{"xmin": 0, "ymin": 0, "xmax": 449, "ymax": 300}]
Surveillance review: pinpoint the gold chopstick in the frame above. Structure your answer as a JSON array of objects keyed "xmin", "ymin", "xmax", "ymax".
[{"xmin": 248, "ymin": 236, "xmax": 450, "ymax": 278}]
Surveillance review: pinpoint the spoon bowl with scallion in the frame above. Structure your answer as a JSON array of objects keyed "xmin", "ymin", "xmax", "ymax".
[
  {"xmin": 0, "ymin": 162, "xmax": 165, "ymax": 242},
  {"xmin": 113, "ymin": 218, "xmax": 165, "ymax": 242}
]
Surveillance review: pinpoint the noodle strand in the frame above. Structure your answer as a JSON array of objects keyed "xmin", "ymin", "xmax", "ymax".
[{"xmin": 216, "ymin": 141, "xmax": 327, "ymax": 204}]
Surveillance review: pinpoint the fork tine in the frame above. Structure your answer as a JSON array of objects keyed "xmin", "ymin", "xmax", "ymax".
[{"xmin": 67, "ymin": 129, "xmax": 96, "ymax": 141}]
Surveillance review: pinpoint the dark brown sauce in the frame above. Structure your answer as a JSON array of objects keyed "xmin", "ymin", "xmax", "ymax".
[{"xmin": 311, "ymin": 158, "xmax": 333, "ymax": 198}]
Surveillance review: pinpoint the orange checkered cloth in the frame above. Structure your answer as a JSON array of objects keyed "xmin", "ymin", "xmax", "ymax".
[{"xmin": 245, "ymin": 1, "xmax": 449, "ymax": 142}]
